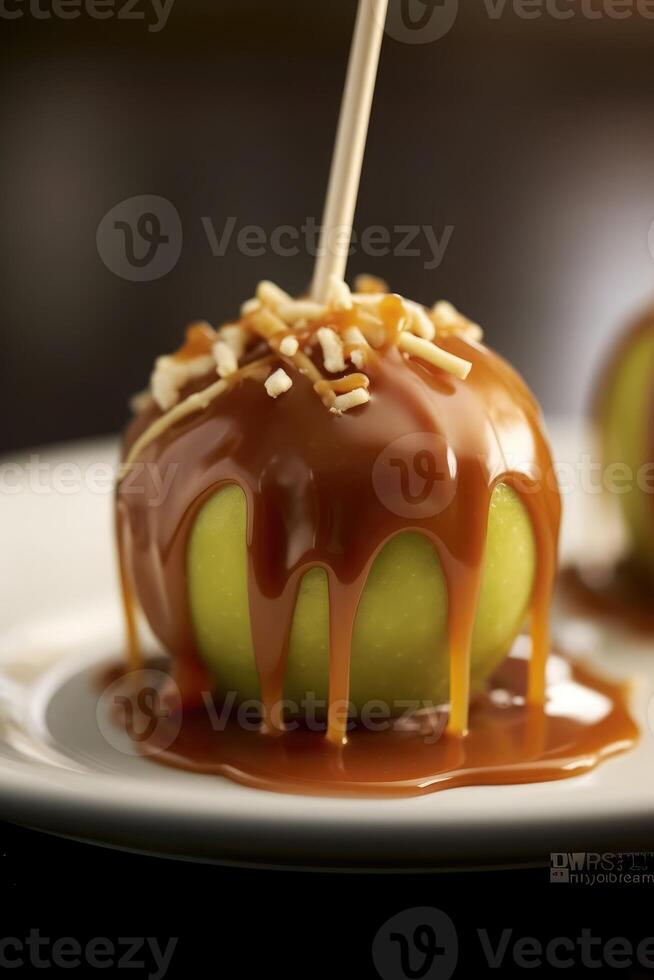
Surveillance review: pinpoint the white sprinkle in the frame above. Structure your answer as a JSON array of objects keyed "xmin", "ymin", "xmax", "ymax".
[
  {"xmin": 330, "ymin": 388, "xmax": 370, "ymax": 414},
  {"xmin": 343, "ymin": 326, "xmax": 369, "ymax": 369},
  {"xmin": 256, "ymin": 280, "xmax": 293, "ymax": 310},
  {"xmin": 353, "ymin": 311, "xmax": 385, "ymax": 348},
  {"xmin": 404, "ymin": 299, "xmax": 436, "ymax": 341},
  {"xmin": 431, "ymin": 300, "xmax": 459, "ymax": 326},
  {"xmin": 151, "ymin": 357, "xmax": 179, "ymax": 411},
  {"xmin": 343, "ymin": 325, "xmax": 369, "ymax": 347},
  {"xmin": 397, "ymin": 332, "xmax": 472, "ymax": 381},
  {"xmin": 213, "ymin": 340, "xmax": 239, "ymax": 379},
  {"xmin": 277, "ymin": 300, "xmax": 327, "ymax": 324},
  {"xmin": 252, "ymin": 306, "xmax": 289, "ymax": 339},
  {"xmin": 317, "ymin": 326, "xmax": 346, "ymax": 373},
  {"xmin": 265, "ymin": 367, "xmax": 293, "ymax": 399},
  {"xmin": 240, "ymin": 297, "xmax": 260, "ymax": 317},
  {"xmin": 350, "ymin": 292, "xmax": 386, "ymax": 307},
  {"xmin": 279, "ymin": 335, "xmax": 299, "ymax": 357},
  {"xmin": 218, "ymin": 323, "xmax": 248, "ymax": 359},
  {"xmin": 353, "ymin": 273, "xmax": 389, "ymax": 295},
  {"xmin": 431, "ymin": 300, "xmax": 484, "ymax": 342},
  {"xmin": 129, "ymin": 389, "xmax": 153, "ymax": 415},
  {"xmin": 326, "ymin": 274, "xmax": 353, "ymax": 310},
  {"xmin": 150, "ymin": 354, "xmax": 215, "ymax": 411}
]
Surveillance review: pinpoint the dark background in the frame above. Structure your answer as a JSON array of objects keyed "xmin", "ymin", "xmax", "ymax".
[
  {"xmin": 3, "ymin": 2, "xmax": 654, "ymax": 973},
  {"xmin": 2, "ymin": 0, "xmax": 654, "ymax": 453},
  {"xmin": 6, "ymin": 820, "xmax": 654, "ymax": 979}
]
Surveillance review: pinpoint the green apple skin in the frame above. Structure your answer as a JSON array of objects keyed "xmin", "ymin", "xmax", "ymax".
[
  {"xmin": 187, "ymin": 483, "xmax": 535, "ymax": 711},
  {"xmin": 603, "ymin": 328, "xmax": 654, "ymax": 570}
]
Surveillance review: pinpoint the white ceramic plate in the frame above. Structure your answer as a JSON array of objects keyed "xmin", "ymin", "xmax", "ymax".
[{"xmin": 1, "ymin": 426, "xmax": 654, "ymax": 870}]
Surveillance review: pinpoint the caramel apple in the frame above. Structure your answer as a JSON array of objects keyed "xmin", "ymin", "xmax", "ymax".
[
  {"xmin": 112, "ymin": 276, "xmax": 639, "ymax": 796},
  {"xmin": 599, "ymin": 304, "xmax": 654, "ymax": 572},
  {"xmin": 109, "ymin": 0, "xmax": 637, "ymax": 795},
  {"xmin": 117, "ymin": 276, "xmax": 559, "ymax": 744}
]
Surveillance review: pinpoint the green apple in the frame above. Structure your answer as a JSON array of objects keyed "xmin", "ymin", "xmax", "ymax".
[
  {"xmin": 187, "ymin": 482, "xmax": 535, "ymax": 711},
  {"xmin": 603, "ymin": 327, "xmax": 654, "ymax": 570}
]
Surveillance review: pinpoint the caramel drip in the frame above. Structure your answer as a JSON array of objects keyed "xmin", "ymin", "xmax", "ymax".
[
  {"xmin": 513, "ymin": 477, "xmax": 559, "ymax": 705},
  {"xmin": 442, "ymin": 498, "xmax": 488, "ymax": 737},
  {"xmin": 111, "ymin": 649, "xmax": 637, "ymax": 797},
  {"xmin": 315, "ymin": 373, "xmax": 370, "ymax": 396},
  {"xmin": 325, "ymin": 572, "xmax": 368, "ymax": 745},
  {"xmin": 115, "ymin": 501, "xmax": 142, "ymax": 672},
  {"xmin": 245, "ymin": 504, "xmax": 304, "ymax": 736},
  {"xmin": 117, "ymin": 335, "xmax": 561, "ymax": 765},
  {"xmin": 378, "ymin": 294, "xmax": 407, "ymax": 346}
]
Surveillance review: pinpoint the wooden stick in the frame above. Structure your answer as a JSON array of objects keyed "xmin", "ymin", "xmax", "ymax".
[{"xmin": 311, "ymin": 0, "xmax": 388, "ymax": 302}]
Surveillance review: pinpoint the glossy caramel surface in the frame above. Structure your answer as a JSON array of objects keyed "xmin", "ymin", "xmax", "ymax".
[
  {"xmin": 118, "ymin": 335, "xmax": 559, "ymax": 729},
  {"xmin": 114, "ymin": 321, "xmax": 637, "ymax": 795},
  {"xmin": 106, "ymin": 646, "xmax": 637, "ymax": 798}
]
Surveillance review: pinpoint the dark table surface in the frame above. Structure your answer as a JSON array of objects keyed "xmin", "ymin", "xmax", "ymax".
[{"xmin": 3, "ymin": 818, "xmax": 654, "ymax": 978}]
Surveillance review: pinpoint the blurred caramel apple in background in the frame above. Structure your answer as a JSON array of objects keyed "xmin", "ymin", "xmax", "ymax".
[{"xmin": 599, "ymin": 305, "xmax": 654, "ymax": 573}]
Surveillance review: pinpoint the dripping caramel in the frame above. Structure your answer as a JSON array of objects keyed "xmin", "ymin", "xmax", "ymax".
[
  {"xmin": 118, "ymin": 329, "xmax": 559, "ymax": 742},
  {"xmin": 107, "ymin": 648, "xmax": 637, "ymax": 798},
  {"xmin": 114, "ymin": 282, "xmax": 637, "ymax": 795}
]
